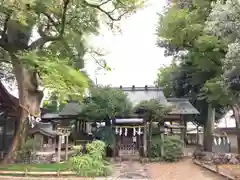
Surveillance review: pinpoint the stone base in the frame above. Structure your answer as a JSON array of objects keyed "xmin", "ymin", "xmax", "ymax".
[{"xmin": 33, "ymin": 152, "xmax": 56, "ymax": 164}]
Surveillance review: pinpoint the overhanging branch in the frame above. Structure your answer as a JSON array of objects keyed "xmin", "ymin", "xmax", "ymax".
[
  {"xmin": 2, "ymin": 13, "xmax": 11, "ymax": 37},
  {"xmin": 84, "ymin": 0, "xmax": 127, "ymax": 21},
  {"xmin": 28, "ymin": 0, "xmax": 70, "ymax": 50}
]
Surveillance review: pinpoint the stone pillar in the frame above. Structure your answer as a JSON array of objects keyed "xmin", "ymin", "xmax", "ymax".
[
  {"xmin": 65, "ymin": 135, "xmax": 68, "ymax": 160},
  {"xmin": 57, "ymin": 135, "xmax": 61, "ymax": 163},
  {"xmin": 143, "ymin": 123, "xmax": 147, "ymax": 157},
  {"xmin": 48, "ymin": 138, "xmax": 53, "ymax": 152}
]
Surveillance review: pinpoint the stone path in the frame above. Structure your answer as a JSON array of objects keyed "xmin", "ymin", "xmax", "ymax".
[{"xmin": 111, "ymin": 160, "xmax": 149, "ymax": 179}]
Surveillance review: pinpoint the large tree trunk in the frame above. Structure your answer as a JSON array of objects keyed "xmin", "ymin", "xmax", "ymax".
[
  {"xmin": 2, "ymin": 57, "xmax": 43, "ymax": 164},
  {"xmin": 232, "ymin": 104, "xmax": 240, "ymax": 154},
  {"xmin": 203, "ymin": 104, "xmax": 215, "ymax": 152}
]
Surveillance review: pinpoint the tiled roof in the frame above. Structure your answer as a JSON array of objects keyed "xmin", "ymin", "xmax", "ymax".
[
  {"xmin": 29, "ymin": 122, "xmax": 58, "ymax": 137},
  {"xmin": 167, "ymin": 98, "xmax": 199, "ymax": 115},
  {"xmin": 42, "ymin": 102, "xmax": 82, "ymax": 120},
  {"xmin": 116, "ymin": 86, "xmax": 168, "ymax": 106},
  {"xmin": 59, "ymin": 102, "xmax": 82, "ymax": 116}
]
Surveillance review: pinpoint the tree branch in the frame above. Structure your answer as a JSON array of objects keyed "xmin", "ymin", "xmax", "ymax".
[
  {"xmin": 28, "ymin": 0, "xmax": 70, "ymax": 50},
  {"xmin": 0, "ymin": 11, "xmax": 12, "ymax": 51},
  {"xmin": 84, "ymin": 0, "xmax": 127, "ymax": 21},
  {"xmin": 60, "ymin": 0, "xmax": 70, "ymax": 35},
  {"xmin": 42, "ymin": 12, "xmax": 59, "ymax": 28},
  {"xmin": 2, "ymin": 13, "xmax": 11, "ymax": 37}
]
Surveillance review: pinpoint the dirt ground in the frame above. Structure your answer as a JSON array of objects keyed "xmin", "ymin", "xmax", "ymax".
[{"xmin": 147, "ymin": 158, "xmax": 225, "ymax": 180}]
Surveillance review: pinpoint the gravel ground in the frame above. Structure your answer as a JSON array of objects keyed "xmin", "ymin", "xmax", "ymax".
[{"xmin": 147, "ymin": 159, "xmax": 225, "ymax": 180}]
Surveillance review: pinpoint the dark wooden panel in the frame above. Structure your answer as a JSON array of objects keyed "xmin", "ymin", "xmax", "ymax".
[{"xmin": 0, "ymin": 125, "xmax": 4, "ymax": 150}]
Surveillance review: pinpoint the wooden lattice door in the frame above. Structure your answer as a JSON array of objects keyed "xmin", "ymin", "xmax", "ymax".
[{"xmin": 118, "ymin": 136, "xmax": 139, "ymax": 157}]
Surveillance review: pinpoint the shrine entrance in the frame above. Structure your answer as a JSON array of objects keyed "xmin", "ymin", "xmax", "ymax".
[{"xmin": 113, "ymin": 118, "xmax": 146, "ymax": 160}]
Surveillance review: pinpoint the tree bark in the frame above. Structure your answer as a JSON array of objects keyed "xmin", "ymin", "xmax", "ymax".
[
  {"xmin": 1, "ymin": 56, "xmax": 43, "ymax": 164},
  {"xmin": 232, "ymin": 104, "xmax": 240, "ymax": 154},
  {"xmin": 203, "ymin": 104, "xmax": 215, "ymax": 152}
]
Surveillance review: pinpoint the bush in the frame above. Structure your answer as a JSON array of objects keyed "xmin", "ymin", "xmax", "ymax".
[
  {"xmin": 70, "ymin": 140, "xmax": 112, "ymax": 177},
  {"xmin": 162, "ymin": 136, "xmax": 183, "ymax": 162},
  {"xmin": 150, "ymin": 135, "xmax": 183, "ymax": 162},
  {"xmin": 149, "ymin": 136, "xmax": 163, "ymax": 158},
  {"xmin": 72, "ymin": 145, "xmax": 83, "ymax": 156}
]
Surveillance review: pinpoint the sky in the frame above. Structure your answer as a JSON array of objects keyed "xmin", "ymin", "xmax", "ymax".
[{"xmin": 85, "ymin": 0, "xmax": 172, "ymax": 87}]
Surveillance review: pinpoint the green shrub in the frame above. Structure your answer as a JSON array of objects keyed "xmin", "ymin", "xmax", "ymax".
[
  {"xmin": 149, "ymin": 136, "xmax": 163, "ymax": 158},
  {"xmin": 150, "ymin": 135, "xmax": 183, "ymax": 162},
  {"xmin": 70, "ymin": 140, "xmax": 112, "ymax": 177},
  {"xmin": 72, "ymin": 145, "xmax": 83, "ymax": 156},
  {"xmin": 162, "ymin": 136, "xmax": 183, "ymax": 162}
]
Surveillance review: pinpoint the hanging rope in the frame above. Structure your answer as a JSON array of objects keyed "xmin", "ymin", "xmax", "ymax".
[
  {"xmin": 114, "ymin": 125, "xmax": 144, "ymax": 128},
  {"xmin": 19, "ymin": 103, "xmax": 41, "ymax": 128},
  {"xmin": 19, "ymin": 104, "xmax": 41, "ymax": 117}
]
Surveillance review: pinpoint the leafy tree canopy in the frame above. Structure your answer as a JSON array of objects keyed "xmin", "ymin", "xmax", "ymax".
[
  {"xmin": 134, "ymin": 99, "xmax": 171, "ymax": 122},
  {"xmin": 0, "ymin": 0, "xmax": 145, "ymax": 98},
  {"xmin": 154, "ymin": 63, "xmax": 178, "ymax": 97},
  {"xmin": 202, "ymin": 0, "xmax": 240, "ymax": 105},
  {"xmin": 80, "ymin": 86, "xmax": 133, "ymax": 121},
  {"xmin": 155, "ymin": 0, "xmax": 228, "ymax": 126}
]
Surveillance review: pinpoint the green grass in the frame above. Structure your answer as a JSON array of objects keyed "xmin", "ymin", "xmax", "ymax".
[{"xmin": 0, "ymin": 162, "xmax": 71, "ymax": 172}]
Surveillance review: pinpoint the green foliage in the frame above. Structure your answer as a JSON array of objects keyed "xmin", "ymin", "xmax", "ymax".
[
  {"xmin": 155, "ymin": 0, "xmax": 228, "ymax": 126},
  {"xmin": 150, "ymin": 135, "xmax": 183, "ymax": 162},
  {"xmin": 70, "ymin": 140, "xmax": 112, "ymax": 177},
  {"xmin": 42, "ymin": 92, "xmax": 66, "ymax": 112},
  {"xmin": 134, "ymin": 99, "xmax": 172, "ymax": 122},
  {"xmin": 81, "ymin": 86, "xmax": 133, "ymax": 120},
  {"xmin": 20, "ymin": 51, "xmax": 88, "ymax": 97},
  {"xmin": 202, "ymin": 0, "xmax": 240, "ymax": 104},
  {"xmin": 94, "ymin": 126, "xmax": 115, "ymax": 146},
  {"xmin": 0, "ymin": 163, "xmax": 70, "ymax": 172},
  {"xmin": 149, "ymin": 136, "xmax": 163, "ymax": 158},
  {"xmin": 162, "ymin": 136, "xmax": 183, "ymax": 162},
  {"xmin": 154, "ymin": 63, "xmax": 178, "ymax": 97},
  {"xmin": 72, "ymin": 145, "xmax": 83, "ymax": 156},
  {"xmin": 0, "ymin": 0, "xmax": 145, "ymax": 99}
]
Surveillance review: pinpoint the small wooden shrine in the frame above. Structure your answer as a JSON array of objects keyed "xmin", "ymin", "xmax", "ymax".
[
  {"xmin": 28, "ymin": 121, "xmax": 71, "ymax": 163},
  {"xmin": 41, "ymin": 101, "xmax": 81, "ymax": 162},
  {"xmin": 29, "ymin": 122, "xmax": 57, "ymax": 152},
  {"xmin": 111, "ymin": 115, "xmax": 147, "ymax": 159}
]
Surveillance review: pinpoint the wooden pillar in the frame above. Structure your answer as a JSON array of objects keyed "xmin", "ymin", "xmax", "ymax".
[
  {"xmin": 53, "ymin": 137, "xmax": 56, "ymax": 152},
  {"xmin": 184, "ymin": 118, "xmax": 187, "ymax": 143},
  {"xmin": 74, "ymin": 120, "xmax": 78, "ymax": 146},
  {"xmin": 40, "ymin": 135, "xmax": 44, "ymax": 151},
  {"xmin": 48, "ymin": 138, "xmax": 53, "ymax": 152},
  {"xmin": 143, "ymin": 123, "xmax": 147, "ymax": 157},
  {"xmin": 196, "ymin": 126, "xmax": 199, "ymax": 145},
  {"xmin": 57, "ymin": 135, "xmax": 61, "ymax": 163},
  {"xmin": 65, "ymin": 135, "xmax": 68, "ymax": 160},
  {"xmin": 160, "ymin": 133, "xmax": 164, "ymax": 157},
  {"xmin": 180, "ymin": 116, "xmax": 186, "ymax": 143},
  {"xmin": 33, "ymin": 135, "xmax": 37, "ymax": 151}
]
